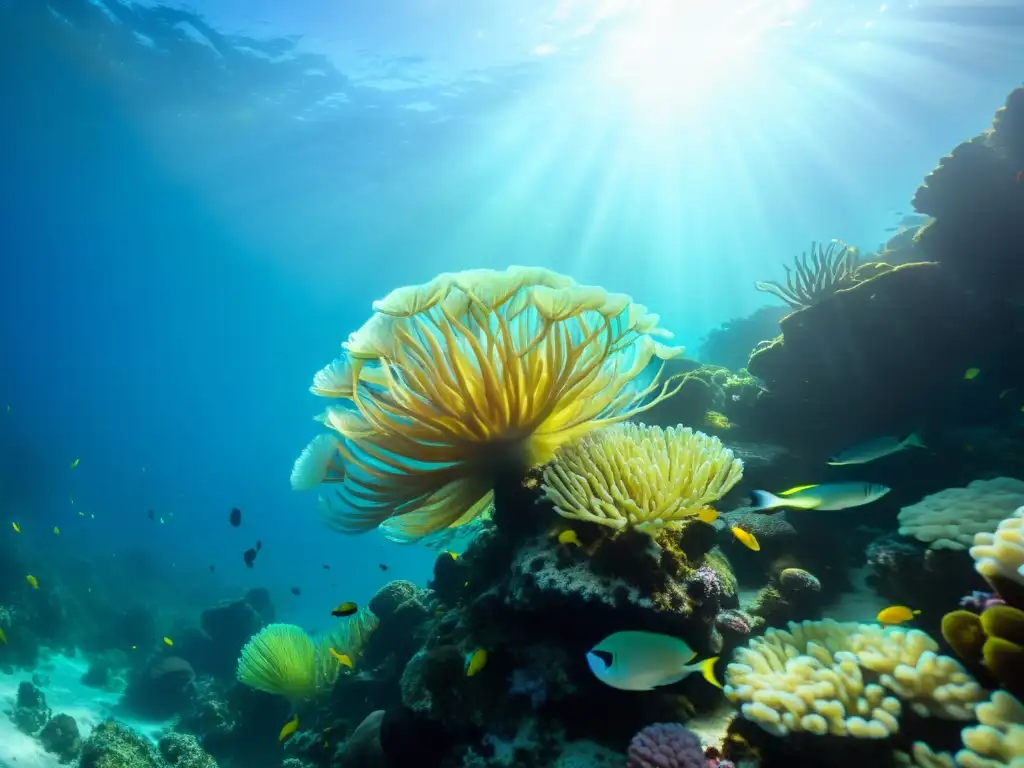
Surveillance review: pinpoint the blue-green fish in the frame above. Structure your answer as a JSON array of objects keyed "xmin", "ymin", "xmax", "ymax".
[
  {"xmin": 827, "ymin": 433, "xmax": 925, "ymax": 466},
  {"xmin": 750, "ymin": 482, "xmax": 890, "ymax": 512},
  {"xmin": 585, "ymin": 631, "xmax": 721, "ymax": 691}
]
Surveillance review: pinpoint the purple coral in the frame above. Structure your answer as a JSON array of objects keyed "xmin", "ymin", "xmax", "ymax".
[
  {"xmin": 960, "ymin": 590, "xmax": 1006, "ymax": 612},
  {"xmin": 715, "ymin": 609, "xmax": 753, "ymax": 637},
  {"xmin": 627, "ymin": 723, "xmax": 705, "ymax": 768},
  {"xmin": 685, "ymin": 567, "xmax": 723, "ymax": 607}
]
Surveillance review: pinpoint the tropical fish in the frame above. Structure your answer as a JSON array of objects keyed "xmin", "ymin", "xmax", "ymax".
[
  {"xmin": 466, "ymin": 648, "xmax": 488, "ymax": 677},
  {"xmin": 696, "ymin": 507, "xmax": 719, "ymax": 524},
  {"xmin": 328, "ymin": 648, "xmax": 353, "ymax": 668},
  {"xmin": 557, "ymin": 529, "xmax": 581, "ymax": 547},
  {"xmin": 964, "ymin": 368, "xmax": 980, "ymax": 380},
  {"xmin": 279, "ymin": 715, "xmax": 300, "ymax": 743},
  {"xmin": 586, "ymin": 631, "xmax": 721, "ymax": 691},
  {"xmin": 876, "ymin": 606, "xmax": 920, "ymax": 625},
  {"xmin": 290, "ymin": 587, "xmax": 301, "ymax": 596},
  {"xmin": 243, "ymin": 540, "xmax": 262, "ymax": 568},
  {"xmin": 163, "ymin": 637, "xmax": 174, "ymax": 646},
  {"xmin": 229, "ymin": 507, "xmax": 242, "ymax": 527},
  {"xmin": 730, "ymin": 527, "xmax": 760, "ymax": 551},
  {"xmin": 11, "ymin": 522, "xmax": 20, "ymax": 534},
  {"xmin": 26, "ymin": 575, "xmax": 39, "ymax": 589},
  {"xmin": 750, "ymin": 482, "xmax": 890, "ymax": 513},
  {"xmin": 827, "ymin": 433, "xmax": 925, "ymax": 466},
  {"xmin": 331, "ymin": 601, "xmax": 358, "ymax": 618},
  {"xmin": 378, "ymin": 563, "xmax": 388, "ymax": 571},
  {"xmin": 53, "ymin": 527, "xmax": 59, "ymax": 535},
  {"xmin": 70, "ymin": 458, "xmax": 80, "ymax": 469}
]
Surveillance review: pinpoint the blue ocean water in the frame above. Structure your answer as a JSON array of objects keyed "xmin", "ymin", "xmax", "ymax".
[{"xmin": 1, "ymin": 0, "xmax": 1022, "ymax": 634}]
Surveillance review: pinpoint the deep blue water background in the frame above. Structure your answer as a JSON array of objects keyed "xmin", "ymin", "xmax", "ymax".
[{"xmin": 1, "ymin": 0, "xmax": 1022, "ymax": 631}]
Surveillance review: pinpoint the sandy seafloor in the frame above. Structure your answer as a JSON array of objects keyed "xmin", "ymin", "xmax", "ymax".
[{"xmin": 0, "ymin": 653, "xmax": 168, "ymax": 768}]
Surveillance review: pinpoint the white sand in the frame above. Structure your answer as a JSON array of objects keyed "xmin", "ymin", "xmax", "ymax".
[{"xmin": 0, "ymin": 652, "xmax": 169, "ymax": 768}]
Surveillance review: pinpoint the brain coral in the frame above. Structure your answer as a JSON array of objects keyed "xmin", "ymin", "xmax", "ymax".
[
  {"xmin": 724, "ymin": 619, "xmax": 985, "ymax": 739},
  {"xmin": 898, "ymin": 478, "xmax": 1024, "ymax": 550},
  {"xmin": 290, "ymin": 266, "xmax": 685, "ymax": 541}
]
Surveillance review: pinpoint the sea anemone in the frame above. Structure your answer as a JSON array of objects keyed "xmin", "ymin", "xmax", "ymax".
[
  {"xmin": 754, "ymin": 240, "xmax": 858, "ymax": 310},
  {"xmin": 540, "ymin": 423, "xmax": 743, "ymax": 534},
  {"xmin": 290, "ymin": 267, "xmax": 685, "ymax": 540}
]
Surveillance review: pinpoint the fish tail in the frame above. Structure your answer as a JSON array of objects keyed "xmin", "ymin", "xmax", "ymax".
[
  {"xmin": 749, "ymin": 490, "xmax": 784, "ymax": 512},
  {"xmin": 700, "ymin": 657, "xmax": 723, "ymax": 689},
  {"xmin": 904, "ymin": 432, "xmax": 926, "ymax": 449}
]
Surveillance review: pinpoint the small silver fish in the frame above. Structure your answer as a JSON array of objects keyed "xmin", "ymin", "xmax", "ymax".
[
  {"xmin": 586, "ymin": 631, "xmax": 721, "ymax": 691},
  {"xmin": 750, "ymin": 482, "xmax": 890, "ymax": 512},
  {"xmin": 827, "ymin": 433, "xmax": 925, "ymax": 466}
]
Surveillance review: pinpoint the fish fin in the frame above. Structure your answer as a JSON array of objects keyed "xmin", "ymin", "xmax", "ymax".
[
  {"xmin": 904, "ymin": 433, "xmax": 926, "ymax": 449},
  {"xmin": 749, "ymin": 490, "xmax": 783, "ymax": 511},
  {"xmin": 779, "ymin": 484, "xmax": 819, "ymax": 495},
  {"xmin": 700, "ymin": 657, "xmax": 723, "ymax": 689}
]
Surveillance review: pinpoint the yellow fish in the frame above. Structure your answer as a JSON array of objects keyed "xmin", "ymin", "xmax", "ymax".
[
  {"xmin": 466, "ymin": 648, "xmax": 488, "ymax": 677},
  {"xmin": 0, "ymin": 628, "xmax": 6, "ymax": 644},
  {"xmin": 331, "ymin": 602, "xmax": 358, "ymax": 618},
  {"xmin": 26, "ymin": 575, "xmax": 39, "ymax": 589},
  {"xmin": 328, "ymin": 648, "xmax": 353, "ymax": 668},
  {"xmin": 557, "ymin": 529, "xmax": 581, "ymax": 547},
  {"xmin": 278, "ymin": 715, "xmax": 299, "ymax": 743},
  {"xmin": 70, "ymin": 458, "xmax": 80, "ymax": 469},
  {"xmin": 964, "ymin": 368, "xmax": 980, "ymax": 381},
  {"xmin": 163, "ymin": 636, "xmax": 174, "ymax": 646},
  {"xmin": 12, "ymin": 522, "xmax": 20, "ymax": 534},
  {"xmin": 444, "ymin": 550, "xmax": 460, "ymax": 561},
  {"xmin": 876, "ymin": 605, "xmax": 920, "ymax": 625},
  {"xmin": 696, "ymin": 507, "xmax": 718, "ymax": 524},
  {"xmin": 53, "ymin": 527, "xmax": 59, "ymax": 535},
  {"xmin": 730, "ymin": 526, "xmax": 760, "ymax": 551}
]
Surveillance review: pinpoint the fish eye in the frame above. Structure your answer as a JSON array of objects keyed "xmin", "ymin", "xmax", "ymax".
[{"xmin": 590, "ymin": 650, "xmax": 613, "ymax": 668}]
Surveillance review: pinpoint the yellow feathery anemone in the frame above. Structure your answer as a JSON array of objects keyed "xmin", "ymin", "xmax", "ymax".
[
  {"xmin": 237, "ymin": 623, "xmax": 332, "ymax": 704},
  {"xmin": 290, "ymin": 266, "xmax": 685, "ymax": 540},
  {"xmin": 540, "ymin": 422, "xmax": 744, "ymax": 534}
]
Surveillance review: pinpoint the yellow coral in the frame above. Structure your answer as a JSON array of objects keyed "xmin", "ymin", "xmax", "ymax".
[
  {"xmin": 290, "ymin": 267, "xmax": 684, "ymax": 540},
  {"xmin": 539, "ymin": 423, "xmax": 743, "ymax": 534},
  {"xmin": 724, "ymin": 619, "xmax": 985, "ymax": 739},
  {"xmin": 957, "ymin": 690, "xmax": 1024, "ymax": 768},
  {"xmin": 970, "ymin": 507, "xmax": 1024, "ymax": 588},
  {"xmin": 236, "ymin": 623, "xmax": 325, "ymax": 704},
  {"xmin": 237, "ymin": 613, "xmax": 376, "ymax": 703}
]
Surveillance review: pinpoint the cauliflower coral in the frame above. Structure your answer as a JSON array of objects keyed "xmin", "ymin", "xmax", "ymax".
[{"xmin": 290, "ymin": 266, "xmax": 685, "ymax": 541}]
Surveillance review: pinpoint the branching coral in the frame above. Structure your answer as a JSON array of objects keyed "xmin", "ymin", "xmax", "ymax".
[
  {"xmin": 754, "ymin": 241, "xmax": 858, "ymax": 310},
  {"xmin": 724, "ymin": 619, "xmax": 985, "ymax": 738},
  {"xmin": 957, "ymin": 690, "xmax": 1024, "ymax": 768},
  {"xmin": 539, "ymin": 423, "xmax": 743, "ymax": 534},
  {"xmin": 290, "ymin": 266, "xmax": 685, "ymax": 540}
]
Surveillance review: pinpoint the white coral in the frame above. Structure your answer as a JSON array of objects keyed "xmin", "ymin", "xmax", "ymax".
[{"xmin": 898, "ymin": 478, "xmax": 1024, "ymax": 550}]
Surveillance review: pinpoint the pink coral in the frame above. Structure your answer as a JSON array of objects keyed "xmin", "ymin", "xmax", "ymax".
[{"xmin": 627, "ymin": 723, "xmax": 705, "ymax": 768}]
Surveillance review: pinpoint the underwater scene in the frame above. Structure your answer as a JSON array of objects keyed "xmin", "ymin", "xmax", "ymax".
[{"xmin": 2, "ymin": 0, "xmax": 1024, "ymax": 767}]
